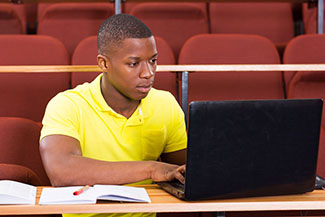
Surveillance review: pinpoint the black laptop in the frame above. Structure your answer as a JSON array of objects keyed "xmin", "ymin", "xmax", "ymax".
[{"xmin": 159, "ymin": 99, "xmax": 323, "ymax": 200}]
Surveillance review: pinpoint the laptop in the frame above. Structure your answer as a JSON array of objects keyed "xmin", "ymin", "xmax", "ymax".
[{"xmin": 158, "ymin": 99, "xmax": 323, "ymax": 200}]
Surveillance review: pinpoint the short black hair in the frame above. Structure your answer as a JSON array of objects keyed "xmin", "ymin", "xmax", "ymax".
[{"xmin": 97, "ymin": 14, "xmax": 153, "ymax": 55}]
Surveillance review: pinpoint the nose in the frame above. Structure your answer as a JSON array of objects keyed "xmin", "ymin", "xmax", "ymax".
[{"xmin": 140, "ymin": 62, "xmax": 154, "ymax": 79}]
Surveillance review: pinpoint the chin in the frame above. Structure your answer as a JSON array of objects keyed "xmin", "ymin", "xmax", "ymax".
[{"xmin": 134, "ymin": 92, "xmax": 150, "ymax": 100}]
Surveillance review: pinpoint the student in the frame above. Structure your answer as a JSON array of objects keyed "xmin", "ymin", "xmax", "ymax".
[{"xmin": 39, "ymin": 14, "xmax": 187, "ymax": 217}]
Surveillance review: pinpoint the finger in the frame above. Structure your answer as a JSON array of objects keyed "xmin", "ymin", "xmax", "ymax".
[
  {"xmin": 174, "ymin": 170, "xmax": 185, "ymax": 184},
  {"xmin": 177, "ymin": 165, "xmax": 186, "ymax": 174}
]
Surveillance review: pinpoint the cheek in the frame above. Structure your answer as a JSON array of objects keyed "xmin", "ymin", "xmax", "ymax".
[
  {"xmin": 111, "ymin": 64, "xmax": 142, "ymax": 86},
  {"xmin": 119, "ymin": 68, "xmax": 139, "ymax": 85}
]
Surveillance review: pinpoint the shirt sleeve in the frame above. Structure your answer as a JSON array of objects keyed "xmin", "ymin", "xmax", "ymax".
[
  {"xmin": 40, "ymin": 93, "xmax": 80, "ymax": 142},
  {"xmin": 163, "ymin": 93, "xmax": 187, "ymax": 153}
]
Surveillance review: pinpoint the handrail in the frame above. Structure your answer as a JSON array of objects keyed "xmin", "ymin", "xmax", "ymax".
[
  {"xmin": 0, "ymin": 65, "xmax": 101, "ymax": 73},
  {"xmin": 1, "ymin": 64, "xmax": 325, "ymax": 73}
]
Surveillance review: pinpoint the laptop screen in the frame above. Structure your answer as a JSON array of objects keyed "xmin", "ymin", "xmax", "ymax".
[{"xmin": 184, "ymin": 99, "xmax": 322, "ymax": 200}]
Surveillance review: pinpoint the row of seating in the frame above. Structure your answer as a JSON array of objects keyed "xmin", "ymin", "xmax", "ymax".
[
  {"xmin": 1, "ymin": 33, "xmax": 325, "ymax": 180},
  {"xmin": 1, "ymin": 33, "xmax": 325, "ymax": 122},
  {"xmin": 1, "ymin": 2, "xmax": 322, "ymax": 58}
]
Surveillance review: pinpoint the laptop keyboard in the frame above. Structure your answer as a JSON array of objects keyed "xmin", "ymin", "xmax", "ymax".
[{"xmin": 169, "ymin": 180, "xmax": 185, "ymax": 191}]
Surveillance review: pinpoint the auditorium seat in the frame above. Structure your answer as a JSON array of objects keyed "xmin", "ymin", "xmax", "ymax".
[
  {"xmin": 0, "ymin": 35, "xmax": 70, "ymax": 122},
  {"xmin": 0, "ymin": 117, "xmax": 50, "ymax": 186},
  {"xmin": 72, "ymin": 35, "xmax": 178, "ymax": 99},
  {"xmin": 71, "ymin": 36, "xmax": 98, "ymax": 88},
  {"xmin": 283, "ymin": 34, "xmax": 325, "ymax": 88},
  {"xmin": 37, "ymin": 2, "xmax": 115, "ymax": 56},
  {"xmin": 0, "ymin": 3, "xmax": 26, "ymax": 34},
  {"xmin": 178, "ymin": 34, "xmax": 283, "ymax": 103},
  {"xmin": 130, "ymin": 2, "xmax": 209, "ymax": 59},
  {"xmin": 152, "ymin": 36, "xmax": 178, "ymax": 99},
  {"xmin": 209, "ymin": 2, "xmax": 294, "ymax": 56},
  {"xmin": 283, "ymin": 34, "xmax": 325, "ymax": 178}
]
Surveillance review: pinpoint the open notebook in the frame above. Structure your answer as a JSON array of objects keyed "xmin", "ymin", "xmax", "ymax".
[{"xmin": 39, "ymin": 185, "xmax": 151, "ymax": 205}]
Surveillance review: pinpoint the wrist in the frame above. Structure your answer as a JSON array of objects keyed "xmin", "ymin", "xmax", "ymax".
[{"xmin": 146, "ymin": 161, "xmax": 158, "ymax": 180}]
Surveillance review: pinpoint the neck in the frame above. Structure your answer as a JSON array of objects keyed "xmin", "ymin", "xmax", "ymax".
[{"xmin": 100, "ymin": 78, "xmax": 140, "ymax": 119}]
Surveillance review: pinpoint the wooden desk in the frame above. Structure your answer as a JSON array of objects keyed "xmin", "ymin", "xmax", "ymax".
[{"xmin": 1, "ymin": 185, "xmax": 325, "ymax": 215}]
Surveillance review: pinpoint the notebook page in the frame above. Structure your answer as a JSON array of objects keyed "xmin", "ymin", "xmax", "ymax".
[
  {"xmin": 0, "ymin": 180, "xmax": 36, "ymax": 204},
  {"xmin": 94, "ymin": 185, "xmax": 151, "ymax": 203},
  {"xmin": 39, "ymin": 186, "xmax": 96, "ymax": 205}
]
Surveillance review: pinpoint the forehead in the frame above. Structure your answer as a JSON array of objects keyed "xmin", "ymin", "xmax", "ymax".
[{"xmin": 113, "ymin": 36, "xmax": 157, "ymax": 58}]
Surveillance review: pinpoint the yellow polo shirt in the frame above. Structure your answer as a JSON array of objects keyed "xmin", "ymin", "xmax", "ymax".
[{"xmin": 40, "ymin": 74, "xmax": 187, "ymax": 217}]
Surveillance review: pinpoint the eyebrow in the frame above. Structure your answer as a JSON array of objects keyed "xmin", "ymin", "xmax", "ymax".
[
  {"xmin": 151, "ymin": 53, "xmax": 158, "ymax": 59},
  {"xmin": 127, "ymin": 53, "xmax": 158, "ymax": 61}
]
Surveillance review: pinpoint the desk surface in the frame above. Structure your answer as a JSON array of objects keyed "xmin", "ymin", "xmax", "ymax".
[{"xmin": 1, "ymin": 185, "xmax": 325, "ymax": 215}]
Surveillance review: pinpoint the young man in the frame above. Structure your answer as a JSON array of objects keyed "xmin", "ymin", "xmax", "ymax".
[{"xmin": 40, "ymin": 14, "xmax": 187, "ymax": 217}]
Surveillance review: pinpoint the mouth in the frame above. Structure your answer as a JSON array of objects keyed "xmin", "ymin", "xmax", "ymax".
[{"xmin": 136, "ymin": 84, "xmax": 152, "ymax": 93}]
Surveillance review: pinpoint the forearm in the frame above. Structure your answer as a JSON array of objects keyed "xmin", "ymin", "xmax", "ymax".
[
  {"xmin": 45, "ymin": 154, "xmax": 156, "ymax": 186},
  {"xmin": 40, "ymin": 135, "xmax": 184, "ymax": 186}
]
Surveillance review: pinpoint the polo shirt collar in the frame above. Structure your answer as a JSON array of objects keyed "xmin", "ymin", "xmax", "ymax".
[
  {"xmin": 89, "ymin": 74, "xmax": 112, "ymax": 112},
  {"xmin": 89, "ymin": 74, "xmax": 152, "ymax": 119},
  {"xmin": 139, "ymin": 92, "xmax": 153, "ymax": 119}
]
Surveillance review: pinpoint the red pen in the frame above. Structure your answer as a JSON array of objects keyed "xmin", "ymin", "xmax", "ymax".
[{"xmin": 73, "ymin": 185, "xmax": 90, "ymax": 196}]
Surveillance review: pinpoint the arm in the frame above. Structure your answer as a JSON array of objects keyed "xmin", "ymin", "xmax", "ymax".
[
  {"xmin": 159, "ymin": 92, "xmax": 187, "ymax": 167},
  {"xmin": 161, "ymin": 149, "xmax": 186, "ymax": 165},
  {"xmin": 40, "ymin": 135, "xmax": 185, "ymax": 187},
  {"xmin": 160, "ymin": 149, "xmax": 186, "ymax": 183}
]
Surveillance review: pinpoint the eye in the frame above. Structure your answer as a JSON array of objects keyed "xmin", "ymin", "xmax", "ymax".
[
  {"xmin": 149, "ymin": 58, "xmax": 157, "ymax": 64},
  {"xmin": 129, "ymin": 62, "xmax": 139, "ymax": 67}
]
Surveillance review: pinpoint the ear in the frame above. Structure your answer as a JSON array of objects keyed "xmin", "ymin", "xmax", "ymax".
[{"xmin": 97, "ymin": 54, "xmax": 110, "ymax": 72}]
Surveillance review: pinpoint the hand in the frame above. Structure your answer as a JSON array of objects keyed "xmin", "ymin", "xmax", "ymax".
[{"xmin": 150, "ymin": 162, "xmax": 186, "ymax": 184}]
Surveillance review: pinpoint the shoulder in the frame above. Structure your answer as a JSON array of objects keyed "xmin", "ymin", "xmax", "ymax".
[
  {"xmin": 145, "ymin": 88, "xmax": 177, "ymax": 105},
  {"xmin": 143, "ymin": 88, "xmax": 184, "ymax": 118},
  {"xmin": 41, "ymin": 83, "xmax": 95, "ymax": 141},
  {"xmin": 49, "ymin": 82, "xmax": 92, "ymax": 106},
  {"xmin": 44, "ymin": 82, "xmax": 94, "ymax": 123}
]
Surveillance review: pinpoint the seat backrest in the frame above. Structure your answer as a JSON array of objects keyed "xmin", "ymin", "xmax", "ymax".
[
  {"xmin": 72, "ymin": 35, "xmax": 178, "ymax": 98},
  {"xmin": 37, "ymin": 3, "xmax": 53, "ymax": 21},
  {"xmin": 37, "ymin": 2, "xmax": 114, "ymax": 57},
  {"xmin": 152, "ymin": 36, "xmax": 177, "ymax": 99},
  {"xmin": 209, "ymin": 2, "xmax": 294, "ymax": 54},
  {"xmin": 0, "ymin": 3, "xmax": 26, "ymax": 34},
  {"xmin": 0, "ymin": 117, "xmax": 50, "ymax": 185},
  {"xmin": 287, "ymin": 70, "xmax": 325, "ymax": 178},
  {"xmin": 283, "ymin": 34, "xmax": 325, "ymax": 94},
  {"xmin": 130, "ymin": 2, "xmax": 209, "ymax": 59},
  {"xmin": 279, "ymin": 34, "xmax": 325, "ymax": 178},
  {"xmin": 71, "ymin": 35, "xmax": 99, "ymax": 88},
  {"xmin": 0, "ymin": 35, "xmax": 70, "ymax": 122},
  {"xmin": 283, "ymin": 34, "xmax": 325, "ymax": 123},
  {"xmin": 178, "ymin": 34, "xmax": 283, "ymax": 103}
]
